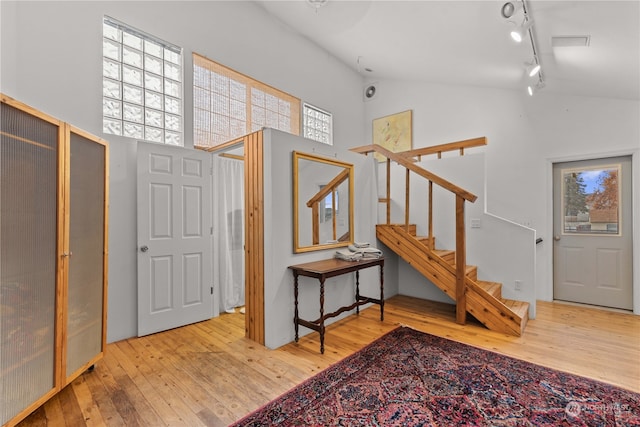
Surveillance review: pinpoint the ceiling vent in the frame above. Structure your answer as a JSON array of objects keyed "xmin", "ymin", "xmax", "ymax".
[
  {"xmin": 551, "ymin": 35, "xmax": 591, "ymax": 48},
  {"xmin": 363, "ymin": 83, "xmax": 378, "ymax": 102}
]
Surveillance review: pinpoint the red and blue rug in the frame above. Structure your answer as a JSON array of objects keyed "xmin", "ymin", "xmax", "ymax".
[{"xmin": 232, "ymin": 326, "xmax": 639, "ymax": 426}]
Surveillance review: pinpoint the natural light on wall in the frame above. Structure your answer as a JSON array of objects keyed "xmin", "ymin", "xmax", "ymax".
[{"xmin": 102, "ymin": 17, "xmax": 183, "ymax": 145}]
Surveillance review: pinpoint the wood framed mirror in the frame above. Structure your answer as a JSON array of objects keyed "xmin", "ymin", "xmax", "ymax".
[{"xmin": 293, "ymin": 151, "xmax": 354, "ymax": 253}]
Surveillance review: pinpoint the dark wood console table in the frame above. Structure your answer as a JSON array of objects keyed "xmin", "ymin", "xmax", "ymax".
[{"xmin": 288, "ymin": 257, "xmax": 384, "ymax": 354}]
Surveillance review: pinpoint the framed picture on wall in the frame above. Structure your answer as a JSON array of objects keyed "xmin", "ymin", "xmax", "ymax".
[{"xmin": 372, "ymin": 109, "xmax": 412, "ymax": 162}]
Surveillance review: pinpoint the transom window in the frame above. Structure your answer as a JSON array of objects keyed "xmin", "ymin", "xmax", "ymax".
[
  {"xmin": 102, "ymin": 17, "xmax": 183, "ymax": 145},
  {"xmin": 303, "ymin": 103, "xmax": 333, "ymax": 145},
  {"xmin": 193, "ymin": 53, "xmax": 300, "ymax": 148}
]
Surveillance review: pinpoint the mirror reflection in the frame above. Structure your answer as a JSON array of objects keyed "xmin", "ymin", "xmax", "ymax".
[{"xmin": 293, "ymin": 151, "xmax": 354, "ymax": 253}]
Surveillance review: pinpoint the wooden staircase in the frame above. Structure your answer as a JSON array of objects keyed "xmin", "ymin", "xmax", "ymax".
[
  {"xmin": 377, "ymin": 223, "xmax": 529, "ymax": 336},
  {"xmin": 351, "ymin": 137, "xmax": 529, "ymax": 336}
]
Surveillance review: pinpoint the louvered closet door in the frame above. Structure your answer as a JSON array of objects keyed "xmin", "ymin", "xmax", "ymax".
[
  {"xmin": 64, "ymin": 126, "xmax": 108, "ymax": 383},
  {"xmin": 0, "ymin": 101, "xmax": 60, "ymax": 424}
]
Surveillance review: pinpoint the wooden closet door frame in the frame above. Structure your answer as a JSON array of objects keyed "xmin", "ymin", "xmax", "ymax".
[
  {"xmin": 0, "ymin": 94, "xmax": 64, "ymax": 426},
  {"xmin": 60, "ymin": 124, "xmax": 109, "ymax": 386}
]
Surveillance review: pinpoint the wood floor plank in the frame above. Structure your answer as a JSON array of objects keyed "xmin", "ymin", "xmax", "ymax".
[
  {"xmin": 70, "ymin": 375, "xmax": 108, "ymax": 426},
  {"xmin": 15, "ymin": 296, "xmax": 640, "ymax": 426},
  {"xmin": 80, "ymin": 364, "xmax": 125, "ymax": 426},
  {"xmin": 120, "ymin": 338, "xmax": 206, "ymax": 426},
  {"xmin": 145, "ymin": 325, "xmax": 249, "ymax": 424},
  {"xmin": 42, "ymin": 396, "xmax": 66, "ymax": 427},
  {"xmin": 102, "ymin": 342, "xmax": 166, "ymax": 426},
  {"xmin": 56, "ymin": 381, "xmax": 86, "ymax": 426}
]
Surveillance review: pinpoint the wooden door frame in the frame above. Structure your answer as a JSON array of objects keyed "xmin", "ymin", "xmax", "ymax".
[
  {"xmin": 204, "ymin": 130, "xmax": 265, "ymax": 344},
  {"xmin": 545, "ymin": 150, "xmax": 639, "ymax": 315}
]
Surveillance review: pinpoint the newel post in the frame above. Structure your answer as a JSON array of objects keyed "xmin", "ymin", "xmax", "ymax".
[{"xmin": 455, "ymin": 195, "xmax": 467, "ymax": 324}]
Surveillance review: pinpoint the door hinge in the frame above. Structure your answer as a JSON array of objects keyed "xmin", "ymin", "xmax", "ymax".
[
  {"xmin": 211, "ymin": 226, "xmax": 213, "ymax": 235},
  {"xmin": 210, "ymin": 286, "xmax": 213, "ymax": 295}
]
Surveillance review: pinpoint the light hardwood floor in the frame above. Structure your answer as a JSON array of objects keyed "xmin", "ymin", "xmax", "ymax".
[{"xmin": 17, "ymin": 296, "xmax": 640, "ymax": 427}]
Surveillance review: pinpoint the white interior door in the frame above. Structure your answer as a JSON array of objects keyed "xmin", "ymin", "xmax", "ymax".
[
  {"xmin": 553, "ymin": 156, "xmax": 633, "ymax": 310},
  {"xmin": 137, "ymin": 142, "xmax": 213, "ymax": 336}
]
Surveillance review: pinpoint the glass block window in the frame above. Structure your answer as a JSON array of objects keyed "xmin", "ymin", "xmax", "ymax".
[
  {"xmin": 102, "ymin": 17, "xmax": 183, "ymax": 145},
  {"xmin": 303, "ymin": 103, "xmax": 333, "ymax": 145},
  {"xmin": 193, "ymin": 53, "xmax": 300, "ymax": 148}
]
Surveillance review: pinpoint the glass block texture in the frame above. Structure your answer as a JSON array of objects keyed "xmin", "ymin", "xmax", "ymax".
[
  {"xmin": 66, "ymin": 133, "xmax": 105, "ymax": 377},
  {"xmin": 103, "ymin": 18, "xmax": 183, "ymax": 145},
  {"xmin": 1, "ymin": 104, "xmax": 58, "ymax": 424},
  {"xmin": 193, "ymin": 54, "xmax": 300, "ymax": 148},
  {"xmin": 303, "ymin": 103, "xmax": 333, "ymax": 145}
]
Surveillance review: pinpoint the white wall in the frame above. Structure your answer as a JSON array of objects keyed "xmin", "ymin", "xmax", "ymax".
[
  {"xmin": 1, "ymin": 1, "xmax": 366, "ymax": 342},
  {"xmin": 262, "ymin": 129, "xmax": 382, "ymax": 349},
  {"xmin": 364, "ymin": 79, "xmax": 639, "ymax": 313}
]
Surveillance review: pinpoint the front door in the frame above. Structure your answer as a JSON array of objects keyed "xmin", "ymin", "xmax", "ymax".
[
  {"xmin": 553, "ymin": 156, "xmax": 633, "ymax": 310},
  {"xmin": 137, "ymin": 142, "xmax": 213, "ymax": 336}
]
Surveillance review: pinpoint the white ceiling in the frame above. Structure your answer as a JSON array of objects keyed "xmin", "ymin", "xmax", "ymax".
[{"xmin": 256, "ymin": 0, "xmax": 640, "ymax": 100}]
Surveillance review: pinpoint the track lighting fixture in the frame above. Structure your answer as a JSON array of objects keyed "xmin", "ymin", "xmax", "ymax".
[
  {"xmin": 510, "ymin": 18, "xmax": 533, "ymax": 43},
  {"xmin": 527, "ymin": 81, "xmax": 544, "ymax": 96},
  {"xmin": 306, "ymin": 0, "xmax": 328, "ymax": 10},
  {"xmin": 526, "ymin": 61, "xmax": 541, "ymax": 77},
  {"xmin": 501, "ymin": 1, "xmax": 545, "ymax": 95},
  {"xmin": 501, "ymin": 1, "xmax": 523, "ymax": 19}
]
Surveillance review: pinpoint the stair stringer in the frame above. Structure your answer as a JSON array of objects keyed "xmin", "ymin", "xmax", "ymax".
[{"xmin": 377, "ymin": 224, "xmax": 527, "ymax": 336}]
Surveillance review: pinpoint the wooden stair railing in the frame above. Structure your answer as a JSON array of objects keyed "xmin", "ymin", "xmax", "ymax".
[
  {"xmin": 400, "ymin": 136, "xmax": 487, "ymax": 160},
  {"xmin": 350, "ymin": 142, "xmax": 478, "ymax": 325},
  {"xmin": 306, "ymin": 168, "xmax": 349, "ymax": 245}
]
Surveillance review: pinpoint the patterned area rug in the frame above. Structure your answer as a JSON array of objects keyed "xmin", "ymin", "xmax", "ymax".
[{"xmin": 232, "ymin": 326, "xmax": 639, "ymax": 426}]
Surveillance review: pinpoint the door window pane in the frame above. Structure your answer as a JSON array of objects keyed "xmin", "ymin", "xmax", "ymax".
[{"xmin": 562, "ymin": 165, "xmax": 620, "ymax": 235}]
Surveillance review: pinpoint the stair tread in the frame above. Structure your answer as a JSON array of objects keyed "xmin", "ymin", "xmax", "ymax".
[
  {"xmin": 502, "ymin": 298, "xmax": 530, "ymax": 319},
  {"xmin": 386, "ymin": 223, "xmax": 417, "ymax": 235},
  {"xmin": 432, "ymin": 249, "xmax": 454, "ymax": 256},
  {"xmin": 476, "ymin": 280, "xmax": 502, "ymax": 298},
  {"xmin": 451, "ymin": 264, "xmax": 477, "ymax": 273}
]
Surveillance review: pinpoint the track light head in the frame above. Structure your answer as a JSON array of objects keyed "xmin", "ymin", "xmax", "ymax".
[
  {"xmin": 527, "ymin": 80, "xmax": 545, "ymax": 96},
  {"xmin": 510, "ymin": 19, "xmax": 533, "ymax": 43},
  {"xmin": 501, "ymin": 1, "xmax": 523, "ymax": 19},
  {"xmin": 526, "ymin": 62, "xmax": 541, "ymax": 77},
  {"xmin": 527, "ymin": 85, "xmax": 535, "ymax": 96}
]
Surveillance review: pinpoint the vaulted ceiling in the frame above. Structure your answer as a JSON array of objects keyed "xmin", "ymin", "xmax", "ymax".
[{"xmin": 256, "ymin": 1, "xmax": 640, "ymax": 100}]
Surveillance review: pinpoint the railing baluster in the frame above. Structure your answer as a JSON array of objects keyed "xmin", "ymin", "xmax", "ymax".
[
  {"xmin": 311, "ymin": 204, "xmax": 319, "ymax": 245},
  {"xmin": 405, "ymin": 168, "xmax": 410, "ymax": 232},
  {"xmin": 386, "ymin": 158, "xmax": 391, "ymax": 224},
  {"xmin": 428, "ymin": 180, "xmax": 433, "ymax": 250},
  {"xmin": 331, "ymin": 188, "xmax": 337, "ymax": 240},
  {"xmin": 455, "ymin": 195, "xmax": 467, "ymax": 325}
]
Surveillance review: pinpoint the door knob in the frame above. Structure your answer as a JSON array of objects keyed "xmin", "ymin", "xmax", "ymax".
[
  {"xmin": 140, "ymin": 245, "xmax": 149, "ymax": 252},
  {"xmin": 554, "ymin": 235, "xmax": 561, "ymax": 241}
]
